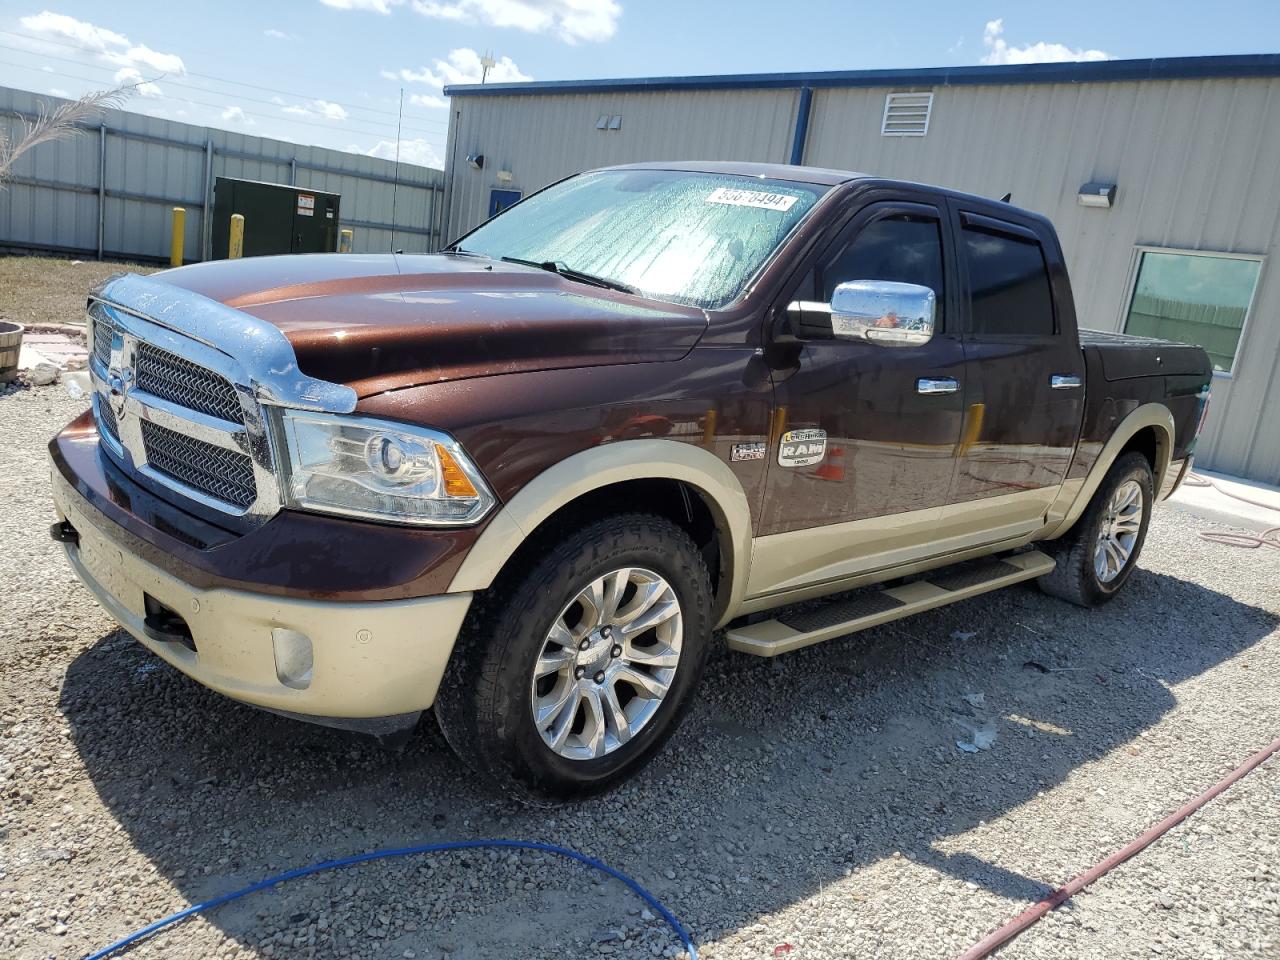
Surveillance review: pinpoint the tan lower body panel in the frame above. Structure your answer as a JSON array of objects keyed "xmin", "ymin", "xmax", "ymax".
[
  {"xmin": 727, "ymin": 550, "xmax": 1055, "ymax": 657},
  {"xmin": 744, "ymin": 486, "xmax": 1057, "ymax": 605},
  {"xmin": 53, "ymin": 476, "xmax": 472, "ymax": 718}
]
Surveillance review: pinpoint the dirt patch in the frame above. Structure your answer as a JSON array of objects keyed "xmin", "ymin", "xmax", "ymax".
[{"xmin": 0, "ymin": 255, "xmax": 158, "ymax": 328}]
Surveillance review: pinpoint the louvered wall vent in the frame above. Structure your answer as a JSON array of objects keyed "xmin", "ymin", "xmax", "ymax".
[{"xmin": 881, "ymin": 92, "xmax": 933, "ymax": 137}]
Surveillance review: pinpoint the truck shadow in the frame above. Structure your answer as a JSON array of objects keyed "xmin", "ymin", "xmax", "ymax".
[{"xmin": 58, "ymin": 566, "xmax": 1278, "ymax": 958}]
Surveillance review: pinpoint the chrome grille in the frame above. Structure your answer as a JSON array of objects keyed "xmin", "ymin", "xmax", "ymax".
[
  {"xmin": 135, "ymin": 342, "xmax": 244, "ymax": 424},
  {"xmin": 140, "ymin": 420, "xmax": 257, "ymax": 509},
  {"xmin": 92, "ymin": 313, "xmax": 114, "ymax": 368},
  {"xmin": 85, "ymin": 275, "xmax": 353, "ymax": 529},
  {"xmin": 96, "ymin": 395, "xmax": 121, "ymax": 446}
]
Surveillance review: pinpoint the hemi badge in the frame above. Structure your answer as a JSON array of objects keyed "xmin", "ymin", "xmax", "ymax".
[
  {"xmin": 730, "ymin": 442, "xmax": 767, "ymax": 462},
  {"xmin": 778, "ymin": 428, "xmax": 827, "ymax": 467}
]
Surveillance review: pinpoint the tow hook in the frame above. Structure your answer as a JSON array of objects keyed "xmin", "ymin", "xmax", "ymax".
[{"xmin": 49, "ymin": 520, "xmax": 79, "ymax": 546}]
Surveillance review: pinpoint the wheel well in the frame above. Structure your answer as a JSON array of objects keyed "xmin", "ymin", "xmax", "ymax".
[
  {"xmin": 1118, "ymin": 426, "xmax": 1163, "ymax": 477},
  {"xmin": 492, "ymin": 478, "xmax": 729, "ymax": 615}
]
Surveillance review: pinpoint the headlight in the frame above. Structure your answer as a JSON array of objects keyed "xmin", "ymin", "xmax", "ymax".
[{"xmin": 278, "ymin": 411, "xmax": 496, "ymax": 526}]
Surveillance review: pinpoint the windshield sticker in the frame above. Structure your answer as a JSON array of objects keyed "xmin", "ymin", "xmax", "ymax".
[{"xmin": 706, "ymin": 187, "xmax": 799, "ymax": 212}]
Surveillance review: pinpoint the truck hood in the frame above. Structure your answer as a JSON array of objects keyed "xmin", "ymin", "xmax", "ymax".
[{"xmin": 156, "ymin": 253, "xmax": 708, "ymax": 397}]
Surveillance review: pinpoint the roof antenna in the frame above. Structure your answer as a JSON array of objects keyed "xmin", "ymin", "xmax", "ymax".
[{"xmin": 999, "ymin": 192, "xmax": 1012, "ymax": 203}]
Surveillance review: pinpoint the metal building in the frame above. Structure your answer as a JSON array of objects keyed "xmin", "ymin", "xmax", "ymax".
[
  {"xmin": 441, "ymin": 55, "xmax": 1280, "ymax": 483},
  {"xmin": 0, "ymin": 84, "xmax": 445, "ymax": 262}
]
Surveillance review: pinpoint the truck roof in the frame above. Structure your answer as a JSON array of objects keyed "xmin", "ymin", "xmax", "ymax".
[
  {"xmin": 603, "ymin": 160, "xmax": 867, "ymax": 186},
  {"xmin": 601, "ymin": 160, "xmax": 1054, "ymax": 226}
]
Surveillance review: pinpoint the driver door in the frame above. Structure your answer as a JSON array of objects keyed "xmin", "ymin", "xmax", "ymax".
[{"xmin": 749, "ymin": 197, "xmax": 967, "ymax": 599}]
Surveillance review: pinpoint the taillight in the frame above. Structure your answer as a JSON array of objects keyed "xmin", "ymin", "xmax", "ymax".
[{"xmin": 1195, "ymin": 386, "xmax": 1212, "ymax": 436}]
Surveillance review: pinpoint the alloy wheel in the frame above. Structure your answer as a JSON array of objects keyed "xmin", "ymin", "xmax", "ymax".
[
  {"xmin": 1094, "ymin": 479, "xmax": 1144, "ymax": 583},
  {"xmin": 530, "ymin": 567, "xmax": 683, "ymax": 761}
]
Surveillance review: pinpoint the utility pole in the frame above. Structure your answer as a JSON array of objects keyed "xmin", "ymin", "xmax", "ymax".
[
  {"xmin": 480, "ymin": 51, "xmax": 496, "ymax": 83},
  {"xmin": 390, "ymin": 87, "xmax": 403, "ymax": 251}
]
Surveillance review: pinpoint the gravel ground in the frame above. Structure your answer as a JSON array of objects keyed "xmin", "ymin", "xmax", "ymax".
[
  {"xmin": 0, "ymin": 256, "xmax": 157, "ymax": 328},
  {"xmin": 2, "ymin": 383, "xmax": 1278, "ymax": 960}
]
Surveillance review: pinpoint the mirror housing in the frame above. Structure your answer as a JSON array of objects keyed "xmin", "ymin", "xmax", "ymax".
[{"xmin": 829, "ymin": 280, "xmax": 936, "ymax": 347}]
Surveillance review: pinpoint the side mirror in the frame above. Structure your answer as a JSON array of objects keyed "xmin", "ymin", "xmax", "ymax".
[{"xmin": 829, "ymin": 280, "xmax": 935, "ymax": 347}]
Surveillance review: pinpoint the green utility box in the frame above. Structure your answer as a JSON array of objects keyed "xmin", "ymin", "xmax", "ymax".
[{"xmin": 212, "ymin": 177, "xmax": 340, "ymax": 259}]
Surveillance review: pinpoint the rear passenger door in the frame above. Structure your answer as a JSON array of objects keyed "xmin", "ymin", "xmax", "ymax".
[{"xmin": 949, "ymin": 205, "xmax": 1085, "ymax": 530}]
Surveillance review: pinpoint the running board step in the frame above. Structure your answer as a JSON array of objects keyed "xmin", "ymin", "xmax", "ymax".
[{"xmin": 726, "ymin": 550, "xmax": 1056, "ymax": 657}]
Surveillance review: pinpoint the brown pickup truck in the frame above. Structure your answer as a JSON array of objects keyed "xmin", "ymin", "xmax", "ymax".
[{"xmin": 50, "ymin": 161, "xmax": 1212, "ymax": 799}]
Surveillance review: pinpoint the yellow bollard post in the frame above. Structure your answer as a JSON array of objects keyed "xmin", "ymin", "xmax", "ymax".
[
  {"xmin": 228, "ymin": 214, "xmax": 245, "ymax": 260},
  {"xmin": 959, "ymin": 402, "xmax": 985, "ymax": 455},
  {"xmin": 169, "ymin": 207, "xmax": 185, "ymax": 267},
  {"xmin": 338, "ymin": 228, "xmax": 354, "ymax": 253},
  {"xmin": 702, "ymin": 408, "xmax": 717, "ymax": 447},
  {"xmin": 769, "ymin": 405, "xmax": 788, "ymax": 445}
]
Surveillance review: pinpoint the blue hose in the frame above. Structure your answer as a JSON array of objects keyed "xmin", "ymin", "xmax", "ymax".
[{"xmin": 81, "ymin": 839, "xmax": 697, "ymax": 960}]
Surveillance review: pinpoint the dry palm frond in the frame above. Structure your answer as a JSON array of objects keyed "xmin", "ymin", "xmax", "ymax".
[{"xmin": 0, "ymin": 86, "xmax": 131, "ymax": 187}]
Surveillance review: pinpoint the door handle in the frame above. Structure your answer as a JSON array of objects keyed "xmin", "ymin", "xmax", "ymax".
[
  {"xmin": 917, "ymin": 377, "xmax": 959, "ymax": 395},
  {"xmin": 1050, "ymin": 374, "xmax": 1082, "ymax": 390}
]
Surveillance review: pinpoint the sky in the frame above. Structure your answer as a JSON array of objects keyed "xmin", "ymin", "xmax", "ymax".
[{"xmin": 0, "ymin": 1, "xmax": 1276, "ymax": 171}]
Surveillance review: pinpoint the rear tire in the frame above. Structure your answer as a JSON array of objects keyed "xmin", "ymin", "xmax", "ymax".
[
  {"xmin": 1038, "ymin": 451, "xmax": 1154, "ymax": 607},
  {"xmin": 434, "ymin": 512, "xmax": 713, "ymax": 802}
]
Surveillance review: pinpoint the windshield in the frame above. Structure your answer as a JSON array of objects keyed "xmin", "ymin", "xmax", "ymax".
[{"xmin": 453, "ymin": 169, "xmax": 828, "ymax": 309}]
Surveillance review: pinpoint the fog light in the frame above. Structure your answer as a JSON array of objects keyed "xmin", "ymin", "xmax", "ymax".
[{"xmin": 272, "ymin": 628, "xmax": 314, "ymax": 690}]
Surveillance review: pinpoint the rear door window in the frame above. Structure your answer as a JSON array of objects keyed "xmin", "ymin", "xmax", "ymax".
[{"xmin": 961, "ymin": 221, "xmax": 1055, "ymax": 336}]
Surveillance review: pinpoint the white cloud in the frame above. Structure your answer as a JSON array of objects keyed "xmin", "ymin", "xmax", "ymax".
[
  {"xmin": 390, "ymin": 47, "xmax": 531, "ymax": 92},
  {"xmin": 19, "ymin": 10, "xmax": 187, "ymax": 80},
  {"xmin": 980, "ymin": 18, "xmax": 1111, "ymax": 65},
  {"xmin": 410, "ymin": 0, "xmax": 619, "ymax": 43},
  {"xmin": 113, "ymin": 66, "xmax": 163, "ymax": 98},
  {"xmin": 320, "ymin": 0, "xmax": 403, "ymax": 12},
  {"xmin": 19, "ymin": 11, "xmax": 127, "ymax": 51},
  {"xmin": 359, "ymin": 137, "xmax": 443, "ymax": 168},
  {"xmin": 408, "ymin": 92, "xmax": 449, "ymax": 109},
  {"xmin": 221, "ymin": 105, "xmax": 254, "ymax": 125},
  {"xmin": 264, "ymin": 28, "xmax": 299, "ymax": 40},
  {"xmin": 282, "ymin": 98, "xmax": 350, "ymax": 121},
  {"xmin": 313, "ymin": 99, "xmax": 349, "ymax": 120},
  {"xmin": 102, "ymin": 43, "xmax": 185, "ymax": 74}
]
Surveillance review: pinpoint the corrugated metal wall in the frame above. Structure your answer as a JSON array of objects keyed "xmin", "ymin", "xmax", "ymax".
[
  {"xmin": 445, "ymin": 75, "xmax": 1280, "ymax": 483},
  {"xmin": 0, "ymin": 85, "xmax": 444, "ymax": 261}
]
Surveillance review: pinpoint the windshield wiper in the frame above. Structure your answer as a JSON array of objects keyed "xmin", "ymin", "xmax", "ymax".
[
  {"xmin": 444, "ymin": 246, "xmax": 490, "ymax": 258},
  {"xmin": 500, "ymin": 256, "xmax": 636, "ymax": 295}
]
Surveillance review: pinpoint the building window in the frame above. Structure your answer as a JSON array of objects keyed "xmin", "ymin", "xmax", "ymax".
[{"xmin": 1124, "ymin": 249, "xmax": 1263, "ymax": 375}]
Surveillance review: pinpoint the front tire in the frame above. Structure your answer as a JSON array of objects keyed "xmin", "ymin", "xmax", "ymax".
[
  {"xmin": 434, "ymin": 513, "xmax": 713, "ymax": 801},
  {"xmin": 1038, "ymin": 451, "xmax": 1154, "ymax": 607}
]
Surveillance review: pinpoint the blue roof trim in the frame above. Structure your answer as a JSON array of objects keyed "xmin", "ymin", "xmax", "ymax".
[{"xmin": 444, "ymin": 53, "xmax": 1280, "ymax": 97}]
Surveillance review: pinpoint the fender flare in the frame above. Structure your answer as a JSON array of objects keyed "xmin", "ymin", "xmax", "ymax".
[
  {"xmin": 448, "ymin": 439, "xmax": 754, "ymax": 627},
  {"xmin": 1043, "ymin": 402, "xmax": 1175, "ymax": 539}
]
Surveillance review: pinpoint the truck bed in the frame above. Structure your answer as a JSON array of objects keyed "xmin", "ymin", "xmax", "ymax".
[{"xmin": 1079, "ymin": 328, "xmax": 1211, "ymax": 381}]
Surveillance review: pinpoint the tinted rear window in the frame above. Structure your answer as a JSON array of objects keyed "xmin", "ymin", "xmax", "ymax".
[{"xmin": 962, "ymin": 227, "xmax": 1055, "ymax": 336}]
